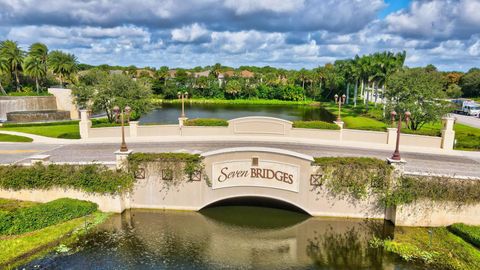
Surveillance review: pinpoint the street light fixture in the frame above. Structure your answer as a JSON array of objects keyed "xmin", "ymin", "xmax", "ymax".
[
  {"xmin": 334, "ymin": 94, "xmax": 346, "ymax": 122},
  {"xmin": 177, "ymin": 91, "xmax": 188, "ymax": 118},
  {"xmin": 113, "ymin": 105, "xmax": 132, "ymax": 152},
  {"xmin": 390, "ymin": 110, "xmax": 411, "ymax": 161}
]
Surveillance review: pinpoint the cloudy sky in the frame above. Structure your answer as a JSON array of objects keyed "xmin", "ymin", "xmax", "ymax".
[{"xmin": 1, "ymin": 0, "xmax": 479, "ymax": 71}]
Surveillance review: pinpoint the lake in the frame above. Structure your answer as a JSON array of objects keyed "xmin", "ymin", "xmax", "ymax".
[
  {"xmin": 22, "ymin": 207, "xmax": 420, "ymax": 270},
  {"xmin": 139, "ymin": 103, "xmax": 336, "ymax": 124}
]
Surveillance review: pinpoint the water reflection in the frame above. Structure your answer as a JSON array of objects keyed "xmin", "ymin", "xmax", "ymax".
[
  {"xmin": 139, "ymin": 103, "xmax": 336, "ymax": 124},
  {"xmin": 21, "ymin": 208, "xmax": 416, "ymax": 270}
]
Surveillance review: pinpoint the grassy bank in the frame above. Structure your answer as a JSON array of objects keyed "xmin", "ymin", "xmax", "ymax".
[
  {"xmin": 153, "ymin": 97, "xmax": 318, "ymax": 106},
  {"xmin": 0, "ymin": 198, "xmax": 109, "ymax": 268},
  {"xmin": 0, "ymin": 133, "xmax": 33, "ymax": 142},
  {"xmin": 376, "ymin": 226, "xmax": 480, "ymax": 270},
  {"xmin": 449, "ymin": 223, "xmax": 480, "ymax": 248}
]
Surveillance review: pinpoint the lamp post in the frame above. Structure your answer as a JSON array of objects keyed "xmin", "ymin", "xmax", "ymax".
[
  {"xmin": 334, "ymin": 94, "xmax": 346, "ymax": 122},
  {"xmin": 177, "ymin": 91, "xmax": 188, "ymax": 118},
  {"xmin": 113, "ymin": 105, "xmax": 131, "ymax": 152},
  {"xmin": 390, "ymin": 110, "xmax": 411, "ymax": 161}
]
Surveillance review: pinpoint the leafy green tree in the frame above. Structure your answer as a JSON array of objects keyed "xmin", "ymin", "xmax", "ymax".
[
  {"xmin": 73, "ymin": 73, "xmax": 152, "ymax": 122},
  {"xmin": 225, "ymin": 79, "xmax": 242, "ymax": 98},
  {"xmin": 278, "ymin": 84, "xmax": 304, "ymax": 101},
  {"xmin": 386, "ymin": 67, "xmax": 451, "ymax": 130},
  {"xmin": 446, "ymin": 83, "xmax": 463, "ymax": 98},
  {"xmin": 459, "ymin": 68, "xmax": 480, "ymax": 97},
  {"xmin": 0, "ymin": 40, "xmax": 25, "ymax": 91},
  {"xmin": 48, "ymin": 50, "xmax": 78, "ymax": 87}
]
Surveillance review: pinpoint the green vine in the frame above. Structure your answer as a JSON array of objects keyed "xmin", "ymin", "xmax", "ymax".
[
  {"xmin": 312, "ymin": 157, "xmax": 394, "ymax": 200},
  {"xmin": 127, "ymin": 152, "xmax": 204, "ymax": 181},
  {"xmin": 384, "ymin": 175, "xmax": 480, "ymax": 207}
]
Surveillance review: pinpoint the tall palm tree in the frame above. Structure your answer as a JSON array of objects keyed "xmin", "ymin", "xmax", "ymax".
[
  {"xmin": 351, "ymin": 56, "xmax": 361, "ymax": 107},
  {"xmin": 0, "ymin": 57, "xmax": 8, "ymax": 95},
  {"xmin": 23, "ymin": 56, "xmax": 46, "ymax": 93},
  {"xmin": 0, "ymin": 40, "xmax": 25, "ymax": 91},
  {"xmin": 48, "ymin": 50, "xmax": 78, "ymax": 87},
  {"xmin": 29, "ymin": 43, "xmax": 48, "ymax": 80}
]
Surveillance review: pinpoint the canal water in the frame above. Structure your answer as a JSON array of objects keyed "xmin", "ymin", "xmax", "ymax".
[
  {"xmin": 21, "ymin": 207, "xmax": 419, "ymax": 270},
  {"xmin": 139, "ymin": 103, "xmax": 336, "ymax": 124}
]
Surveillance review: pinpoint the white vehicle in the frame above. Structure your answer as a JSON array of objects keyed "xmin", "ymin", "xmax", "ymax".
[{"xmin": 452, "ymin": 99, "xmax": 480, "ymax": 116}]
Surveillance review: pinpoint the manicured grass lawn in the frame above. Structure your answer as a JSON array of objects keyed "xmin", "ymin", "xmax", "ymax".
[
  {"xmin": 0, "ymin": 133, "xmax": 33, "ymax": 142},
  {"xmin": 382, "ymin": 226, "xmax": 480, "ymax": 270},
  {"xmin": 343, "ymin": 116, "xmax": 387, "ymax": 131},
  {"xmin": 0, "ymin": 124, "xmax": 80, "ymax": 139}
]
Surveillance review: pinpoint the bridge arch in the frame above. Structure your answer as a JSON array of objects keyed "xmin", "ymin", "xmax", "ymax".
[{"xmin": 200, "ymin": 194, "xmax": 312, "ymax": 215}]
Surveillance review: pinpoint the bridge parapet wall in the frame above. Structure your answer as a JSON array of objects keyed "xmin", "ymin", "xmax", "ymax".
[{"xmin": 79, "ymin": 115, "xmax": 454, "ymax": 151}]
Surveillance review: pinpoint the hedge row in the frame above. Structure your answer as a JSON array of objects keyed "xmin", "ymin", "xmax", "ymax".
[
  {"xmin": 0, "ymin": 164, "xmax": 135, "ymax": 194},
  {"xmin": 184, "ymin": 118, "xmax": 229, "ymax": 126},
  {"xmin": 0, "ymin": 198, "xmax": 97, "ymax": 235},
  {"xmin": 448, "ymin": 223, "xmax": 480, "ymax": 248},
  {"xmin": 293, "ymin": 121, "xmax": 340, "ymax": 130}
]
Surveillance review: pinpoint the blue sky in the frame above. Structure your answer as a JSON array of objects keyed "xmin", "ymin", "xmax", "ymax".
[
  {"xmin": 379, "ymin": 0, "xmax": 410, "ymax": 18},
  {"xmin": 1, "ymin": 0, "xmax": 479, "ymax": 71}
]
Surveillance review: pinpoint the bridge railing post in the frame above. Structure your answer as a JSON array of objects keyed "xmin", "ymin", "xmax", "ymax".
[
  {"xmin": 129, "ymin": 121, "xmax": 139, "ymax": 137},
  {"xmin": 79, "ymin": 109, "xmax": 92, "ymax": 139},
  {"xmin": 387, "ymin": 127, "xmax": 397, "ymax": 146},
  {"xmin": 441, "ymin": 116, "xmax": 455, "ymax": 150}
]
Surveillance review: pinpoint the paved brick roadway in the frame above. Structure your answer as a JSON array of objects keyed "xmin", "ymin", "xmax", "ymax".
[{"xmin": 1, "ymin": 141, "xmax": 479, "ymax": 178}]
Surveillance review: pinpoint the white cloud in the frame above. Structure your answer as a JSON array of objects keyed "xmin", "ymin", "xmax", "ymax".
[
  {"xmin": 171, "ymin": 23, "xmax": 209, "ymax": 42},
  {"xmin": 223, "ymin": 0, "xmax": 303, "ymax": 15}
]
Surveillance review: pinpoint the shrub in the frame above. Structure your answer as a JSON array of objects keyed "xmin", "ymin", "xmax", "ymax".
[
  {"xmin": 0, "ymin": 164, "xmax": 135, "ymax": 194},
  {"xmin": 448, "ymin": 223, "xmax": 480, "ymax": 248},
  {"xmin": 184, "ymin": 118, "xmax": 228, "ymax": 126},
  {"xmin": 0, "ymin": 198, "xmax": 97, "ymax": 235},
  {"xmin": 293, "ymin": 121, "xmax": 340, "ymax": 130}
]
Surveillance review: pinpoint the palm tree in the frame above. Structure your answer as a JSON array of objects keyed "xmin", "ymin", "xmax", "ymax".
[
  {"xmin": 23, "ymin": 56, "xmax": 46, "ymax": 93},
  {"xmin": 29, "ymin": 43, "xmax": 48, "ymax": 80},
  {"xmin": 0, "ymin": 40, "xmax": 25, "ymax": 91},
  {"xmin": 351, "ymin": 56, "xmax": 361, "ymax": 107},
  {"xmin": 48, "ymin": 50, "xmax": 78, "ymax": 87},
  {"xmin": 0, "ymin": 57, "xmax": 8, "ymax": 95},
  {"xmin": 156, "ymin": 66, "xmax": 170, "ymax": 86}
]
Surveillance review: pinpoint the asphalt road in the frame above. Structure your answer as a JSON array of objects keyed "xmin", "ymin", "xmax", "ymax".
[
  {"xmin": 453, "ymin": 113, "xmax": 480, "ymax": 128},
  {"xmin": 1, "ymin": 141, "xmax": 479, "ymax": 178}
]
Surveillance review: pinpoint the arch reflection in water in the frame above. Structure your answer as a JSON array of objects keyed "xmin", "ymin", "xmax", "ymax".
[{"xmin": 22, "ymin": 208, "xmax": 416, "ymax": 270}]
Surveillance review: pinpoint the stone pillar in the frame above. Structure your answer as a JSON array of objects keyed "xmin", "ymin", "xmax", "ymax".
[
  {"xmin": 441, "ymin": 116, "xmax": 455, "ymax": 150},
  {"xmin": 178, "ymin": 117, "xmax": 188, "ymax": 127},
  {"xmin": 79, "ymin": 109, "xmax": 92, "ymax": 139},
  {"xmin": 115, "ymin": 150, "xmax": 133, "ymax": 170},
  {"xmin": 387, "ymin": 128, "xmax": 397, "ymax": 146},
  {"xmin": 129, "ymin": 121, "xmax": 139, "ymax": 137}
]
